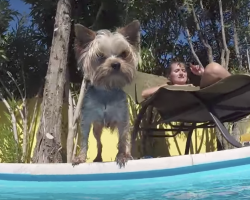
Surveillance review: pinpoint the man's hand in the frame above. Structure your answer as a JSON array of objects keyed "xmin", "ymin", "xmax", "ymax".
[{"xmin": 190, "ymin": 64, "xmax": 204, "ymax": 76}]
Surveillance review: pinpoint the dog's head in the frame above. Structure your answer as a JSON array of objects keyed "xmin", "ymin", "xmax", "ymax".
[{"xmin": 74, "ymin": 20, "xmax": 140, "ymax": 89}]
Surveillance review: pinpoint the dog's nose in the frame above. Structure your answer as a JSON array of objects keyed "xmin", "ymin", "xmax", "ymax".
[{"xmin": 111, "ymin": 62, "xmax": 121, "ymax": 70}]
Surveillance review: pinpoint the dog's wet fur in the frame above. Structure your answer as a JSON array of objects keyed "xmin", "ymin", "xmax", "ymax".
[{"xmin": 72, "ymin": 20, "xmax": 141, "ymax": 168}]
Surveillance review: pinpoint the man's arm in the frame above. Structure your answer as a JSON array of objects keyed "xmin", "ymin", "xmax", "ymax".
[{"xmin": 141, "ymin": 84, "xmax": 168, "ymax": 99}]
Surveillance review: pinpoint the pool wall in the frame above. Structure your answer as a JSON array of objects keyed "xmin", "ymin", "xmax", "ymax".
[{"xmin": 0, "ymin": 147, "xmax": 250, "ymax": 182}]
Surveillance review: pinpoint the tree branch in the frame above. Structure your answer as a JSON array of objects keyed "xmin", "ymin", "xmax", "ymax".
[
  {"xmin": 232, "ymin": 0, "xmax": 242, "ymax": 69},
  {"xmin": 175, "ymin": 3, "xmax": 203, "ymax": 67},
  {"xmin": 65, "ymin": 76, "xmax": 87, "ymax": 162},
  {"xmin": 219, "ymin": 0, "xmax": 230, "ymax": 69},
  {"xmin": 245, "ymin": 37, "xmax": 250, "ymax": 71},
  {"xmin": 66, "ymin": 86, "xmax": 75, "ymax": 162},
  {"xmin": 199, "ymin": 0, "xmax": 204, "ymax": 9},
  {"xmin": 220, "ymin": 49, "xmax": 225, "ymax": 67},
  {"xmin": 89, "ymin": 2, "xmax": 104, "ymax": 29},
  {"xmin": 185, "ymin": 27, "xmax": 203, "ymax": 67},
  {"xmin": 191, "ymin": 3, "xmax": 213, "ymax": 63},
  {"xmin": 73, "ymin": 129, "xmax": 79, "ymax": 160},
  {"xmin": 73, "ymin": 79, "xmax": 87, "ymax": 124}
]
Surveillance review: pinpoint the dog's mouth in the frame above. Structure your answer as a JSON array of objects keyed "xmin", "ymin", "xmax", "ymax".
[
  {"xmin": 110, "ymin": 72, "xmax": 131, "ymax": 83},
  {"xmin": 111, "ymin": 69, "xmax": 121, "ymax": 74},
  {"xmin": 91, "ymin": 63, "xmax": 135, "ymax": 89},
  {"xmin": 93, "ymin": 72, "xmax": 131, "ymax": 89}
]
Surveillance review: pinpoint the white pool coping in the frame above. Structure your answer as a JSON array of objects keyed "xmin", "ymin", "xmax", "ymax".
[{"xmin": 0, "ymin": 147, "xmax": 250, "ymax": 176}]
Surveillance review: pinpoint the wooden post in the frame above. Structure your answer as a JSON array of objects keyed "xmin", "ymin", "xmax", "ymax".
[{"xmin": 32, "ymin": 0, "xmax": 72, "ymax": 163}]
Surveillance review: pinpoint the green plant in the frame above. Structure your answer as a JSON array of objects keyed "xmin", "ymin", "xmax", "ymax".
[{"xmin": 0, "ymin": 122, "xmax": 21, "ymax": 163}]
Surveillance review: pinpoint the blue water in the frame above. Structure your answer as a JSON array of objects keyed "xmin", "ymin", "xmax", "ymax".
[{"xmin": 1, "ymin": 164, "xmax": 250, "ymax": 199}]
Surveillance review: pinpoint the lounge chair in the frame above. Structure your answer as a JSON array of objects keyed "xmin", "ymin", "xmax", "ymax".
[{"xmin": 123, "ymin": 72, "xmax": 250, "ymax": 156}]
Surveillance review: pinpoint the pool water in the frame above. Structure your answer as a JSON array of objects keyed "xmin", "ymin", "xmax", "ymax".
[{"xmin": 1, "ymin": 164, "xmax": 250, "ymax": 200}]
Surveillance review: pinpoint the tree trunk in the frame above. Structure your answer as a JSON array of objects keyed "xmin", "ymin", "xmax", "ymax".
[{"xmin": 32, "ymin": 0, "xmax": 72, "ymax": 163}]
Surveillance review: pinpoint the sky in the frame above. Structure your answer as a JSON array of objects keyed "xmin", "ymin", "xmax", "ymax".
[{"xmin": 8, "ymin": 0, "xmax": 31, "ymax": 29}]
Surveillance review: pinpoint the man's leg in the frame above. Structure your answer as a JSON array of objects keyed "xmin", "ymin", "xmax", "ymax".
[{"xmin": 200, "ymin": 62, "xmax": 231, "ymax": 88}]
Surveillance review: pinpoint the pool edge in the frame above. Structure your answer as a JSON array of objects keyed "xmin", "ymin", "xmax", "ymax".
[{"xmin": 0, "ymin": 147, "xmax": 250, "ymax": 181}]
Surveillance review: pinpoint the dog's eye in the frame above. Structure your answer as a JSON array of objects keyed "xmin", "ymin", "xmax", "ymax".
[
  {"xmin": 119, "ymin": 51, "xmax": 128, "ymax": 59},
  {"xmin": 97, "ymin": 53, "xmax": 105, "ymax": 59}
]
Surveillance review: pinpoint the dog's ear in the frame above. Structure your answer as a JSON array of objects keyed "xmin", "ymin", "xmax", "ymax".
[
  {"xmin": 74, "ymin": 24, "xmax": 96, "ymax": 57},
  {"xmin": 117, "ymin": 20, "xmax": 140, "ymax": 50}
]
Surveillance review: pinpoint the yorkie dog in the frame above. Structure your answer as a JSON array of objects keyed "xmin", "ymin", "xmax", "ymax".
[{"xmin": 72, "ymin": 20, "xmax": 141, "ymax": 168}]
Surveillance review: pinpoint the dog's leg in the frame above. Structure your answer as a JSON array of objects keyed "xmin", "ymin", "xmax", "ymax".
[
  {"xmin": 116, "ymin": 121, "xmax": 133, "ymax": 168},
  {"xmin": 93, "ymin": 122, "xmax": 103, "ymax": 162},
  {"xmin": 72, "ymin": 119, "xmax": 91, "ymax": 166}
]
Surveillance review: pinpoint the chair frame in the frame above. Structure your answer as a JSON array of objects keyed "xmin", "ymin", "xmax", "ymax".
[{"xmin": 131, "ymin": 82, "xmax": 250, "ymax": 155}]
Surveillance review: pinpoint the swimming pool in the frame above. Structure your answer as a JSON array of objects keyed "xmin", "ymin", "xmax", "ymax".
[{"xmin": 1, "ymin": 147, "xmax": 250, "ymax": 200}]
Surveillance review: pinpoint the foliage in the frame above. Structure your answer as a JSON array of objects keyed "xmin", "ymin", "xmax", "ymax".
[
  {"xmin": 0, "ymin": 69, "xmax": 41, "ymax": 163},
  {"xmin": 0, "ymin": 1, "xmax": 43, "ymax": 162},
  {"xmin": 0, "ymin": 0, "xmax": 19, "ymax": 34},
  {"xmin": 3, "ymin": 0, "xmax": 250, "ymax": 90},
  {"xmin": 0, "ymin": 15, "xmax": 48, "ymax": 99},
  {"xmin": 0, "ymin": 35, "xmax": 8, "ymax": 61},
  {"xmin": 0, "ymin": 124, "xmax": 19, "ymax": 163},
  {"xmin": 0, "ymin": 0, "xmax": 18, "ymax": 62}
]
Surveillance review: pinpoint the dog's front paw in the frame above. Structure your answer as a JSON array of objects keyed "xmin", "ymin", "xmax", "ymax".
[
  {"xmin": 72, "ymin": 155, "xmax": 86, "ymax": 167},
  {"xmin": 115, "ymin": 153, "xmax": 133, "ymax": 168}
]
